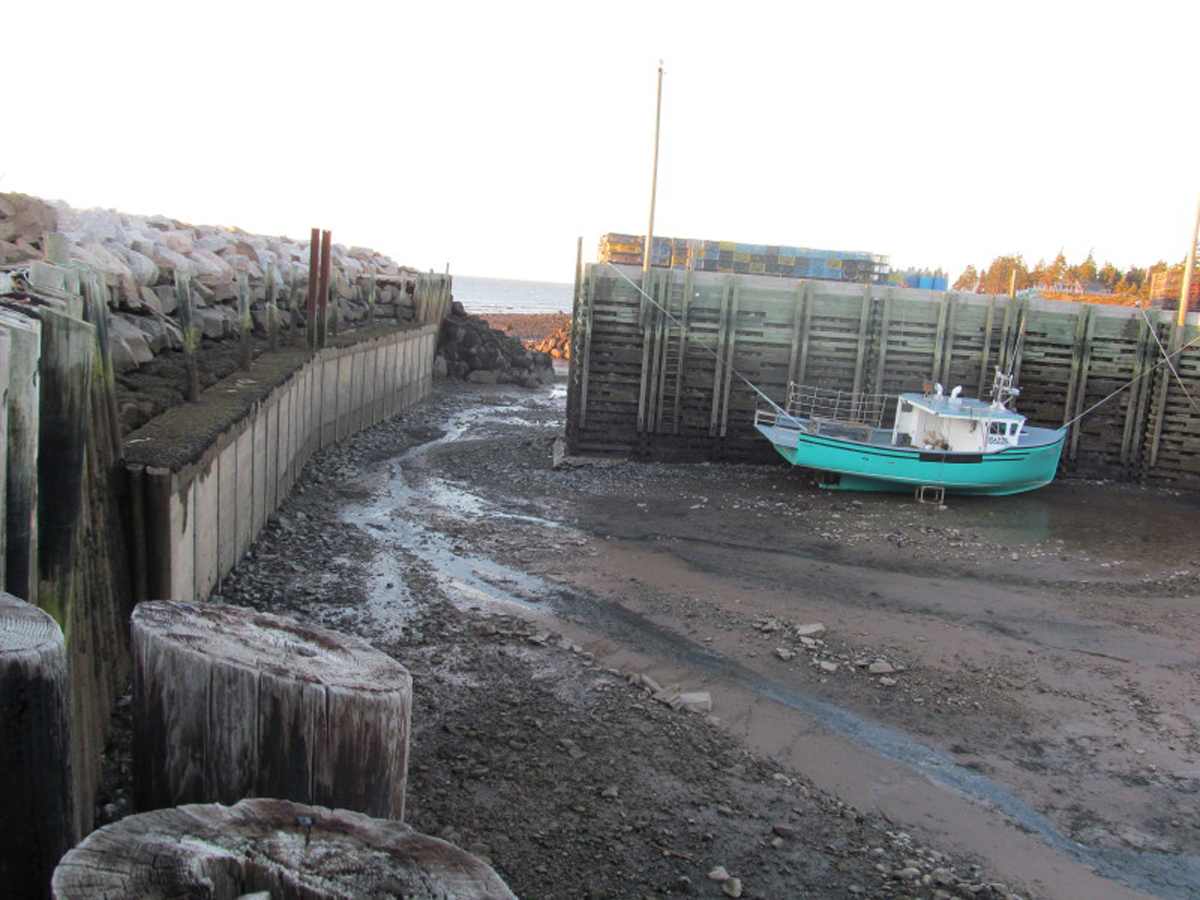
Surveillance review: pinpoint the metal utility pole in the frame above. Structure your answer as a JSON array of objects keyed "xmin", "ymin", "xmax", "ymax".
[
  {"xmin": 1179, "ymin": 197, "xmax": 1200, "ymax": 328},
  {"xmin": 642, "ymin": 61, "xmax": 664, "ymax": 292}
]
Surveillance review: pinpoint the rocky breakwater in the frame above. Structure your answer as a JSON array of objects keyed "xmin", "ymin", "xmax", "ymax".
[
  {"xmin": 531, "ymin": 318, "xmax": 571, "ymax": 359},
  {"xmin": 437, "ymin": 302, "xmax": 554, "ymax": 387},
  {"xmin": 0, "ymin": 192, "xmax": 422, "ymax": 375}
]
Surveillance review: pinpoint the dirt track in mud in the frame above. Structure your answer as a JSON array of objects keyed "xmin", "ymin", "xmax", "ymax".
[{"xmin": 217, "ymin": 374, "xmax": 1200, "ymax": 900}]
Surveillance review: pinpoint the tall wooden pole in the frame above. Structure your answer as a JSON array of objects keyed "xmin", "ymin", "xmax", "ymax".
[
  {"xmin": 306, "ymin": 229, "xmax": 320, "ymax": 350},
  {"xmin": 642, "ymin": 61, "xmax": 664, "ymax": 291},
  {"xmin": 1178, "ymin": 197, "xmax": 1200, "ymax": 328},
  {"xmin": 318, "ymin": 230, "xmax": 332, "ymax": 349}
]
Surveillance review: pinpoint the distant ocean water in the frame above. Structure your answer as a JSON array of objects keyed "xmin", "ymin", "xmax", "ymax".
[{"xmin": 453, "ymin": 274, "xmax": 573, "ymax": 315}]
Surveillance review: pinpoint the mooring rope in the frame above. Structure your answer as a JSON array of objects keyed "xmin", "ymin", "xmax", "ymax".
[
  {"xmin": 1134, "ymin": 304, "xmax": 1200, "ymax": 416},
  {"xmin": 1062, "ymin": 313, "xmax": 1200, "ymax": 429},
  {"xmin": 603, "ymin": 263, "xmax": 792, "ymax": 418}
]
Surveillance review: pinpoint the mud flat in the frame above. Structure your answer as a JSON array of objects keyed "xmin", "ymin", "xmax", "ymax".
[{"xmin": 168, "ymin": 377, "xmax": 1200, "ymax": 900}]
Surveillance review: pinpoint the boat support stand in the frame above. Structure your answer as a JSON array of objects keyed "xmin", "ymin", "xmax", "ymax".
[{"xmin": 915, "ymin": 485, "xmax": 945, "ymax": 505}]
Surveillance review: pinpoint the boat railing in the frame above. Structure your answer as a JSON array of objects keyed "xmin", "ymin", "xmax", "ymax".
[{"xmin": 785, "ymin": 383, "xmax": 894, "ymax": 429}]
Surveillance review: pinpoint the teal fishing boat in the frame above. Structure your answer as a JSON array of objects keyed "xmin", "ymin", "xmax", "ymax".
[{"xmin": 753, "ymin": 370, "xmax": 1065, "ymax": 496}]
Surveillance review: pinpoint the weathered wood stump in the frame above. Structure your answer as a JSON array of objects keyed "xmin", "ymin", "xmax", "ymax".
[
  {"xmin": 0, "ymin": 592, "xmax": 75, "ymax": 900},
  {"xmin": 52, "ymin": 798, "xmax": 517, "ymax": 899},
  {"xmin": 132, "ymin": 601, "xmax": 411, "ymax": 819}
]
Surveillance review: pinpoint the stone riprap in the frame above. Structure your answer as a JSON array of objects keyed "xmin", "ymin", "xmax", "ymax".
[{"xmin": 0, "ymin": 192, "xmax": 421, "ymax": 373}]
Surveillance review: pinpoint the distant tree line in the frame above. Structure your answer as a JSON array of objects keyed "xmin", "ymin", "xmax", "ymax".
[{"xmin": 952, "ymin": 252, "xmax": 1179, "ymax": 297}]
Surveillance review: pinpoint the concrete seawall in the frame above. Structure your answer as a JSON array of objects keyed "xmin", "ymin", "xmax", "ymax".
[{"xmin": 125, "ymin": 325, "xmax": 436, "ymax": 604}]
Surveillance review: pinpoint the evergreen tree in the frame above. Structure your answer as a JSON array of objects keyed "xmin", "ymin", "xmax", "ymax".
[
  {"xmin": 979, "ymin": 255, "xmax": 1028, "ymax": 295},
  {"xmin": 1046, "ymin": 251, "xmax": 1068, "ymax": 287},
  {"xmin": 953, "ymin": 265, "xmax": 979, "ymax": 292}
]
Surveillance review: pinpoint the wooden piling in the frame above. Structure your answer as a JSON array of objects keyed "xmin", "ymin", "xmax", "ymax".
[
  {"xmin": 306, "ymin": 229, "xmax": 320, "ymax": 350},
  {"xmin": 132, "ymin": 601, "xmax": 411, "ymax": 819},
  {"xmin": 1, "ymin": 592, "xmax": 75, "ymax": 900},
  {"xmin": 318, "ymin": 231, "xmax": 332, "ymax": 348},
  {"xmin": 52, "ymin": 798, "xmax": 516, "ymax": 900}
]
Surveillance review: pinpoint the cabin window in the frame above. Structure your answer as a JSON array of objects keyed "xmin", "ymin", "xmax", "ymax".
[
  {"xmin": 900, "ymin": 401, "xmax": 913, "ymax": 413},
  {"xmin": 1008, "ymin": 423, "xmax": 1018, "ymax": 436},
  {"xmin": 989, "ymin": 422, "xmax": 1006, "ymax": 436}
]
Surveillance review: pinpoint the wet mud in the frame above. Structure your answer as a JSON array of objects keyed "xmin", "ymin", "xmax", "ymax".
[{"xmin": 218, "ymin": 375, "xmax": 1200, "ymax": 899}]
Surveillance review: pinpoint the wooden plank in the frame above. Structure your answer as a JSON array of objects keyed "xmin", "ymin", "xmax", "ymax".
[
  {"xmin": 797, "ymin": 281, "xmax": 814, "ymax": 386},
  {"xmin": 851, "ymin": 285, "xmax": 871, "ymax": 396},
  {"xmin": 719, "ymin": 280, "xmax": 741, "ymax": 438},
  {"xmin": 978, "ymin": 295, "xmax": 997, "ymax": 394},
  {"xmin": 579, "ymin": 268, "xmax": 596, "ymax": 430},
  {"xmin": 709, "ymin": 278, "xmax": 732, "ymax": 437},
  {"xmin": 872, "ymin": 289, "xmax": 892, "ymax": 395},
  {"xmin": 940, "ymin": 293, "xmax": 959, "ymax": 387},
  {"xmin": 1122, "ymin": 314, "xmax": 1156, "ymax": 468},
  {"xmin": 1147, "ymin": 320, "xmax": 1179, "ymax": 469},
  {"xmin": 671, "ymin": 270, "xmax": 694, "ymax": 433},
  {"xmin": 1067, "ymin": 305, "xmax": 1096, "ymax": 460}
]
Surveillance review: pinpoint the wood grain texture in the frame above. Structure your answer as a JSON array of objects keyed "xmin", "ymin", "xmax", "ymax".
[
  {"xmin": 52, "ymin": 798, "xmax": 516, "ymax": 900},
  {"xmin": 1, "ymin": 591, "xmax": 74, "ymax": 899},
  {"xmin": 132, "ymin": 601, "xmax": 411, "ymax": 820}
]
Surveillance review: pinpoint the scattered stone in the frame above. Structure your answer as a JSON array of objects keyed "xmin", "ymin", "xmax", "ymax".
[
  {"xmin": 794, "ymin": 622, "xmax": 827, "ymax": 638},
  {"xmin": 818, "ymin": 660, "xmax": 839, "ymax": 673},
  {"xmin": 868, "ymin": 660, "xmax": 896, "ymax": 675},
  {"xmin": 707, "ymin": 866, "xmax": 730, "ymax": 881},
  {"xmin": 774, "ymin": 647, "xmax": 796, "ymax": 661},
  {"xmin": 722, "ymin": 877, "xmax": 743, "ymax": 898}
]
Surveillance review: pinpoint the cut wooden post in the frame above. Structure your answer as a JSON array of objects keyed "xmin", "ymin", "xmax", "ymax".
[
  {"xmin": 1, "ymin": 592, "xmax": 75, "ymax": 900},
  {"xmin": 306, "ymin": 229, "xmax": 320, "ymax": 350},
  {"xmin": 132, "ymin": 601, "xmax": 411, "ymax": 819},
  {"xmin": 52, "ymin": 798, "xmax": 516, "ymax": 900}
]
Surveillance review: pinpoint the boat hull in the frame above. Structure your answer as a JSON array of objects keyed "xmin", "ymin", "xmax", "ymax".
[{"xmin": 755, "ymin": 423, "xmax": 1066, "ymax": 496}]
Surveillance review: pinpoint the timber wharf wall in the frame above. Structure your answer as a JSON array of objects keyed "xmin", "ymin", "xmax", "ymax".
[
  {"xmin": 1, "ymin": 257, "xmax": 445, "ymax": 891},
  {"xmin": 566, "ymin": 264, "xmax": 1200, "ymax": 487}
]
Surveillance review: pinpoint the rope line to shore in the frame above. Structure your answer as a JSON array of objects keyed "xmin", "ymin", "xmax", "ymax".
[{"xmin": 1061, "ymin": 312, "xmax": 1200, "ymax": 429}]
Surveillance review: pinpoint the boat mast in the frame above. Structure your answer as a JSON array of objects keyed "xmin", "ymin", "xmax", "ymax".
[{"xmin": 642, "ymin": 61, "xmax": 664, "ymax": 292}]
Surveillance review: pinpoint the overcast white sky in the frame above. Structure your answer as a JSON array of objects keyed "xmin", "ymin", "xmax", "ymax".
[{"xmin": 6, "ymin": 1, "xmax": 1198, "ymax": 284}]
